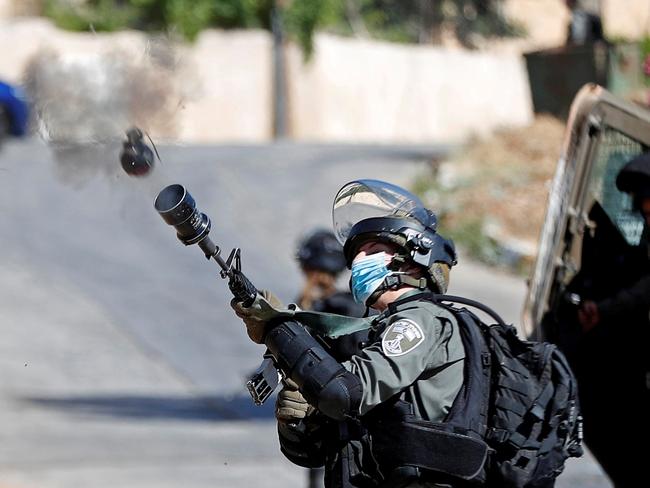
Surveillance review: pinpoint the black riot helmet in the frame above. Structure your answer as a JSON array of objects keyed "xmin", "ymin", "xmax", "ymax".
[
  {"xmin": 616, "ymin": 152, "xmax": 650, "ymax": 209},
  {"xmin": 332, "ymin": 179, "xmax": 457, "ymax": 293},
  {"xmin": 296, "ymin": 228, "xmax": 347, "ymax": 275}
]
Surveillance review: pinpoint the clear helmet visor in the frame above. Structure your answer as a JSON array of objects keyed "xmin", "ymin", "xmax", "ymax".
[{"xmin": 332, "ymin": 179, "xmax": 432, "ymax": 245}]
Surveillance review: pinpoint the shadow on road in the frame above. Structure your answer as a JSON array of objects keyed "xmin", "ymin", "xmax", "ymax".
[{"xmin": 22, "ymin": 393, "xmax": 275, "ymax": 421}]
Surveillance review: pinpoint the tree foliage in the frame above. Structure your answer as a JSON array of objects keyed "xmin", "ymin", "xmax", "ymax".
[
  {"xmin": 43, "ymin": 0, "xmax": 522, "ymax": 52},
  {"xmin": 354, "ymin": 0, "xmax": 523, "ymax": 46}
]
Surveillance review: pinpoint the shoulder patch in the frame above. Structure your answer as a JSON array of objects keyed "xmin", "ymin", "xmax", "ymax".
[{"xmin": 381, "ymin": 318, "xmax": 425, "ymax": 357}]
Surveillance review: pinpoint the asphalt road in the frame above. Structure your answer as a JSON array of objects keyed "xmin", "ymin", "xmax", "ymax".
[{"xmin": 0, "ymin": 139, "xmax": 611, "ymax": 487}]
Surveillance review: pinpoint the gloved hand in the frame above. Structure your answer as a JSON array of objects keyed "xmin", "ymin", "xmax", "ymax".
[
  {"xmin": 275, "ymin": 378, "xmax": 315, "ymax": 421},
  {"xmin": 231, "ymin": 289, "xmax": 283, "ymax": 344}
]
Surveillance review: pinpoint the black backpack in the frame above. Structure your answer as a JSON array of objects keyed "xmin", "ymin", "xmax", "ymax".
[
  {"xmin": 378, "ymin": 292, "xmax": 584, "ymax": 487},
  {"xmin": 434, "ymin": 293, "xmax": 584, "ymax": 487}
]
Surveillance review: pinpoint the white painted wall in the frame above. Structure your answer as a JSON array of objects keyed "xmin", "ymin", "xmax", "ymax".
[
  {"xmin": 287, "ymin": 34, "xmax": 533, "ymax": 143},
  {"xmin": 176, "ymin": 29, "xmax": 273, "ymax": 143},
  {"xmin": 0, "ymin": 18, "xmax": 534, "ymax": 144},
  {"xmin": 0, "ymin": 0, "xmax": 10, "ymax": 18}
]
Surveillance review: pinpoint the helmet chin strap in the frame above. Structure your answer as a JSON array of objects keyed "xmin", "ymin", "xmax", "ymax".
[
  {"xmin": 364, "ymin": 252, "xmax": 429, "ymax": 307},
  {"xmin": 365, "ymin": 273, "xmax": 429, "ymax": 307}
]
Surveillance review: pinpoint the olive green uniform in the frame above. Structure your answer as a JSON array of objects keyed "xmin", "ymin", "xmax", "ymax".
[
  {"xmin": 343, "ymin": 292, "xmax": 465, "ymax": 421},
  {"xmin": 277, "ymin": 291, "xmax": 466, "ymax": 488}
]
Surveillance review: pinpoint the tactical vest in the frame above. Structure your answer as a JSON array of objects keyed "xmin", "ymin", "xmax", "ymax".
[
  {"xmin": 323, "ymin": 295, "xmax": 477, "ymax": 488},
  {"xmin": 355, "ymin": 293, "xmax": 582, "ymax": 488},
  {"xmin": 358, "ymin": 294, "xmax": 489, "ymax": 487}
]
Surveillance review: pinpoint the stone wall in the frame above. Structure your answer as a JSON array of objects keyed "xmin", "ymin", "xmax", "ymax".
[{"xmin": 602, "ymin": 0, "xmax": 650, "ymax": 40}]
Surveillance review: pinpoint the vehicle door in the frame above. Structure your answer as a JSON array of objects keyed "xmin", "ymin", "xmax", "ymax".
[
  {"xmin": 523, "ymin": 83, "xmax": 650, "ymax": 343},
  {"xmin": 523, "ymin": 83, "xmax": 650, "ymax": 487}
]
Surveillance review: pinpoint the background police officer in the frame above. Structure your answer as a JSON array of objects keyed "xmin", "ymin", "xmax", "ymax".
[
  {"xmin": 578, "ymin": 153, "xmax": 650, "ymax": 331},
  {"xmin": 233, "ymin": 180, "xmax": 467, "ymax": 487},
  {"xmin": 294, "ymin": 228, "xmax": 364, "ymax": 318},
  {"xmin": 576, "ymin": 153, "xmax": 650, "ymax": 488}
]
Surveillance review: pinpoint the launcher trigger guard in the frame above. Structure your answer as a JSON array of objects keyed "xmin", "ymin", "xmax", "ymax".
[{"xmin": 221, "ymin": 248, "xmax": 243, "ymax": 278}]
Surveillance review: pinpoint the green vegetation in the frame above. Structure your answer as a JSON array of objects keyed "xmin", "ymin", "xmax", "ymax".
[
  {"xmin": 44, "ymin": 0, "xmax": 265, "ymax": 40},
  {"xmin": 410, "ymin": 115, "xmax": 566, "ymax": 275},
  {"xmin": 356, "ymin": 0, "xmax": 523, "ymax": 46},
  {"xmin": 411, "ymin": 167, "xmax": 503, "ymax": 270},
  {"xmin": 44, "ymin": 0, "xmax": 138, "ymax": 32},
  {"xmin": 43, "ymin": 0, "xmax": 522, "ymax": 55},
  {"xmin": 641, "ymin": 36, "xmax": 650, "ymax": 86}
]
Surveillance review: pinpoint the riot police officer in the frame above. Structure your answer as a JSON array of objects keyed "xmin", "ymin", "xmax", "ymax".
[{"xmin": 233, "ymin": 180, "xmax": 466, "ymax": 488}]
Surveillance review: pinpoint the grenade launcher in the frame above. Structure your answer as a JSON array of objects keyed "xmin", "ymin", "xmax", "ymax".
[{"xmin": 153, "ymin": 184, "xmax": 280, "ymax": 406}]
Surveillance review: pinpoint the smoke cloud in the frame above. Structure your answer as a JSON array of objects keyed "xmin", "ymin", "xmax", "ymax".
[{"xmin": 23, "ymin": 37, "xmax": 185, "ymax": 186}]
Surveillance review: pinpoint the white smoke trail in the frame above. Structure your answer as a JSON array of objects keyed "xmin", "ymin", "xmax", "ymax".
[{"xmin": 22, "ymin": 36, "xmax": 185, "ymax": 186}]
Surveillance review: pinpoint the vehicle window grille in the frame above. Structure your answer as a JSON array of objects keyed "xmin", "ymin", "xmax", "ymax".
[{"xmin": 587, "ymin": 127, "xmax": 646, "ymax": 245}]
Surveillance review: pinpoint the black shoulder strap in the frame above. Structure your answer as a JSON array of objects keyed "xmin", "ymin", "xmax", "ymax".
[
  {"xmin": 433, "ymin": 294, "xmax": 507, "ymax": 327},
  {"xmin": 372, "ymin": 291, "xmax": 435, "ymax": 324},
  {"xmin": 377, "ymin": 291, "xmax": 507, "ymax": 327}
]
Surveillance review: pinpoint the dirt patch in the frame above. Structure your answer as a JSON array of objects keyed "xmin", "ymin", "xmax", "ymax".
[{"xmin": 414, "ymin": 115, "xmax": 566, "ymax": 272}]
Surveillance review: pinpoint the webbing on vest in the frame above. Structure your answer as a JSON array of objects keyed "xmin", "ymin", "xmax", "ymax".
[
  {"xmin": 369, "ymin": 291, "xmax": 583, "ymax": 487},
  {"xmin": 370, "ymin": 420, "xmax": 489, "ymax": 480}
]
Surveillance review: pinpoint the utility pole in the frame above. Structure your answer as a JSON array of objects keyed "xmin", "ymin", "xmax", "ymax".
[{"xmin": 271, "ymin": 0, "xmax": 288, "ymax": 139}]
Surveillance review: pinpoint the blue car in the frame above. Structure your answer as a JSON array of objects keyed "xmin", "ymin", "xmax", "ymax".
[{"xmin": 0, "ymin": 80, "xmax": 29, "ymax": 140}]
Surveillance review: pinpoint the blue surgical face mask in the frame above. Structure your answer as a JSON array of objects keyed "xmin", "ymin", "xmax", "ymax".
[{"xmin": 350, "ymin": 252, "xmax": 393, "ymax": 305}]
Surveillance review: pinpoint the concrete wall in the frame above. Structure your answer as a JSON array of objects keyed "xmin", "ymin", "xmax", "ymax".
[
  {"xmin": 503, "ymin": 0, "xmax": 571, "ymax": 50},
  {"xmin": 0, "ymin": 0, "xmax": 40, "ymax": 17},
  {"xmin": 602, "ymin": 0, "xmax": 650, "ymax": 40},
  {"xmin": 287, "ymin": 34, "xmax": 533, "ymax": 143},
  {"xmin": 175, "ymin": 29, "xmax": 273, "ymax": 142},
  {"xmin": 0, "ymin": 0, "xmax": 9, "ymax": 18},
  {"xmin": 0, "ymin": 18, "xmax": 272, "ymax": 143},
  {"xmin": 0, "ymin": 17, "xmax": 533, "ymax": 144}
]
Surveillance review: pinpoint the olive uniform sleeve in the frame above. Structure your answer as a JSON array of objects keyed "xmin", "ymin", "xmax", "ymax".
[{"xmin": 341, "ymin": 303, "xmax": 464, "ymax": 416}]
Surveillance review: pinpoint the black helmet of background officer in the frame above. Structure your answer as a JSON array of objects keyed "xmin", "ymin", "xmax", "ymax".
[
  {"xmin": 333, "ymin": 179, "xmax": 457, "ymax": 307},
  {"xmin": 295, "ymin": 228, "xmax": 349, "ymax": 311},
  {"xmin": 296, "ymin": 229, "xmax": 347, "ymax": 275},
  {"xmin": 616, "ymin": 152, "xmax": 650, "ymax": 226}
]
